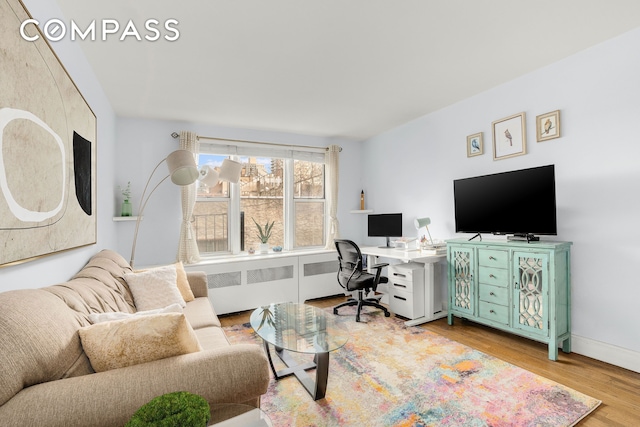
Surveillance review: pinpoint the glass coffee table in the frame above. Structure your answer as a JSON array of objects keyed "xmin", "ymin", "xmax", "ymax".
[{"xmin": 249, "ymin": 302, "xmax": 349, "ymax": 400}]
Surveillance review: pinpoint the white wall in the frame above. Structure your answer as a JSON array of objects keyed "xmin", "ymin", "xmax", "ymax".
[
  {"xmin": 115, "ymin": 118, "xmax": 363, "ymax": 267},
  {"xmin": 0, "ymin": 0, "xmax": 117, "ymax": 290},
  {"xmin": 361, "ymin": 27, "xmax": 640, "ymax": 369}
]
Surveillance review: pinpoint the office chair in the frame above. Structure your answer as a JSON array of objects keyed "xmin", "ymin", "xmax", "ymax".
[{"xmin": 333, "ymin": 239, "xmax": 391, "ymax": 322}]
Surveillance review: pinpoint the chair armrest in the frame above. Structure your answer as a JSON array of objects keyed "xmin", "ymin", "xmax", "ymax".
[
  {"xmin": 0, "ymin": 345, "xmax": 269, "ymax": 427},
  {"xmin": 369, "ymin": 262, "xmax": 389, "ymax": 270},
  {"xmin": 187, "ymin": 271, "xmax": 208, "ymax": 298}
]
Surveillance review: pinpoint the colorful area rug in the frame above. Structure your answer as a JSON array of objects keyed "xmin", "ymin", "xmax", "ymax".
[{"xmin": 224, "ymin": 307, "xmax": 600, "ymax": 426}]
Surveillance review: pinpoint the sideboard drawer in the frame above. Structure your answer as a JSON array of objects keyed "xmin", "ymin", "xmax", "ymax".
[
  {"xmin": 479, "ymin": 284, "xmax": 508, "ymax": 305},
  {"xmin": 478, "ymin": 266, "xmax": 509, "ymax": 287},
  {"xmin": 479, "ymin": 301, "xmax": 509, "ymax": 325},
  {"xmin": 478, "ymin": 249, "xmax": 508, "ymax": 268}
]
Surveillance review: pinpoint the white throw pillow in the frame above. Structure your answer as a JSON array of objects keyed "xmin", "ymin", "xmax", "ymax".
[
  {"xmin": 78, "ymin": 313, "xmax": 202, "ymax": 372},
  {"xmin": 124, "ymin": 265, "xmax": 186, "ymax": 311},
  {"xmin": 88, "ymin": 303, "xmax": 183, "ymax": 324}
]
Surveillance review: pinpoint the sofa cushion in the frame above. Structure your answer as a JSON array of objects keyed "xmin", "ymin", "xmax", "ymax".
[
  {"xmin": 124, "ymin": 265, "xmax": 186, "ymax": 311},
  {"xmin": 193, "ymin": 326, "xmax": 230, "ymax": 350},
  {"xmin": 78, "ymin": 313, "xmax": 202, "ymax": 372},
  {"xmin": 183, "ymin": 297, "xmax": 221, "ymax": 330},
  {"xmin": 0, "ymin": 289, "xmax": 92, "ymax": 407},
  {"xmin": 88, "ymin": 302, "xmax": 183, "ymax": 324},
  {"xmin": 43, "ymin": 249, "xmax": 136, "ymax": 317},
  {"xmin": 175, "ymin": 261, "xmax": 195, "ymax": 302}
]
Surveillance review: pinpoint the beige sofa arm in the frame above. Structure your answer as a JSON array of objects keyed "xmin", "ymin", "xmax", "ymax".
[
  {"xmin": 187, "ymin": 270, "xmax": 208, "ymax": 297},
  {"xmin": 0, "ymin": 344, "xmax": 269, "ymax": 427}
]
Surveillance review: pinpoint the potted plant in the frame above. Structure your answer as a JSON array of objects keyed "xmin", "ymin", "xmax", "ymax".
[{"xmin": 252, "ymin": 218, "xmax": 274, "ymax": 253}]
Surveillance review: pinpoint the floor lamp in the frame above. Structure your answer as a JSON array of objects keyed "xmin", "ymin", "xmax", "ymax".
[{"xmin": 129, "ymin": 149, "xmax": 199, "ymax": 268}]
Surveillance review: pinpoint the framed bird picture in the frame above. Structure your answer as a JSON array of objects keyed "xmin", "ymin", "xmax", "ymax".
[
  {"xmin": 467, "ymin": 132, "xmax": 483, "ymax": 157},
  {"xmin": 492, "ymin": 112, "xmax": 526, "ymax": 160},
  {"xmin": 536, "ymin": 110, "xmax": 561, "ymax": 142}
]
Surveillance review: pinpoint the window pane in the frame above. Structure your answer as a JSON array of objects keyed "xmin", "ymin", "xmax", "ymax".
[
  {"xmin": 294, "ymin": 160, "xmax": 324, "ymax": 199},
  {"xmin": 295, "ymin": 201, "xmax": 325, "ymax": 247},
  {"xmin": 242, "ymin": 199, "xmax": 283, "ymax": 250},
  {"xmin": 240, "ymin": 156, "xmax": 284, "ymax": 250},
  {"xmin": 197, "ymin": 154, "xmax": 229, "ymax": 198},
  {"xmin": 193, "ymin": 201, "xmax": 229, "ymax": 252},
  {"xmin": 240, "ymin": 157, "xmax": 283, "ymax": 197}
]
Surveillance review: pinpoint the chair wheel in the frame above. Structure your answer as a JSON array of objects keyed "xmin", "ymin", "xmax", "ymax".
[
  {"xmin": 384, "ymin": 312, "xmax": 391, "ymax": 317},
  {"xmin": 333, "ymin": 308, "xmax": 338, "ymax": 315}
]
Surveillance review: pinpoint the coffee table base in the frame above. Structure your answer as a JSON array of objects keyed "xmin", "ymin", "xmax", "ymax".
[{"xmin": 262, "ymin": 340, "xmax": 329, "ymax": 401}]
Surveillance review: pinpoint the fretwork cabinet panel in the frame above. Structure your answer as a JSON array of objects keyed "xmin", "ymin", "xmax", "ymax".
[{"xmin": 446, "ymin": 239, "xmax": 572, "ymax": 361}]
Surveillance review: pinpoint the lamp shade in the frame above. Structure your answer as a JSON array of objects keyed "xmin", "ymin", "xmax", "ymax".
[
  {"xmin": 166, "ymin": 150, "xmax": 199, "ymax": 185},
  {"xmin": 218, "ymin": 159, "xmax": 242, "ymax": 183},
  {"xmin": 198, "ymin": 165, "xmax": 219, "ymax": 186},
  {"xmin": 414, "ymin": 217, "xmax": 431, "ymax": 229}
]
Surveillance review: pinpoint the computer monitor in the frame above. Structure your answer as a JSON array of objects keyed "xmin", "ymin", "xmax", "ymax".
[{"xmin": 368, "ymin": 213, "xmax": 402, "ymax": 248}]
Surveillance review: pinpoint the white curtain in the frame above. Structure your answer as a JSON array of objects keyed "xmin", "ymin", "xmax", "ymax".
[
  {"xmin": 324, "ymin": 144, "xmax": 340, "ymax": 249},
  {"xmin": 177, "ymin": 131, "xmax": 201, "ymax": 264}
]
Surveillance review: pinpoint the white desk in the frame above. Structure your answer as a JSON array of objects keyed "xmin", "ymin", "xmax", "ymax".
[{"xmin": 359, "ymin": 246, "xmax": 447, "ymax": 326}]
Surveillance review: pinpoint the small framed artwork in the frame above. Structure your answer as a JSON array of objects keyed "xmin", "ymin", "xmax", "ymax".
[
  {"xmin": 467, "ymin": 132, "xmax": 483, "ymax": 157},
  {"xmin": 536, "ymin": 110, "xmax": 561, "ymax": 142},
  {"xmin": 492, "ymin": 112, "xmax": 526, "ymax": 160}
]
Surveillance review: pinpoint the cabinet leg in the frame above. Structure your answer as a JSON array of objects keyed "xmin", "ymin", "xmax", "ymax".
[
  {"xmin": 447, "ymin": 313, "xmax": 454, "ymax": 326},
  {"xmin": 562, "ymin": 337, "xmax": 572, "ymax": 354},
  {"xmin": 548, "ymin": 340, "xmax": 558, "ymax": 361}
]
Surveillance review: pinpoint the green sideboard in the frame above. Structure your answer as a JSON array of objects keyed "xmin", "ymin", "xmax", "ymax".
[{"xmin": 446, "ymin": 238, "xmax": 572, "ymax": 360}]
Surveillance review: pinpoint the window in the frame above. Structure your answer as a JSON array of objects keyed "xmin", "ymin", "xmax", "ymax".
[{"xmin": 194, "ymin": 147, "xmax": 325, "ymax": 255}]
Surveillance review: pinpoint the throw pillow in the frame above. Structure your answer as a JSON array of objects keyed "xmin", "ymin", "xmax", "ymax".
[
  {"xmin": 174, "ymin": 261, "xmax": 195, "ymax": 302},
  {"xmin": 78, "ymin": 313, "xmax": 202, "ymax": 372},
  {"xmin": 124, "ymin": 265, "xmax": 186, "ymax": 311},
  {"xmin": 88, "ymin": 303, "xmax": 183, "ymax": 324}
]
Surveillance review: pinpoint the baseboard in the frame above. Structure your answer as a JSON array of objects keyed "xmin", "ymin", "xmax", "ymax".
[{"xmin": 572, "ymin": 334, "xmax": 640, "ymax": 373}]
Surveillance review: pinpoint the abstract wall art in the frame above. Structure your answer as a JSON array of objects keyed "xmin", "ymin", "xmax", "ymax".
[{"xmin": 0, "ymin": 0, "xmax": 97, "ymax": 267}]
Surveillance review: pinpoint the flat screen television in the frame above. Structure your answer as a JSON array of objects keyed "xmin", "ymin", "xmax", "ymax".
[
  {"xmin": 368, "ymin": 213, "xmax": 402, "ymax": 248},
  {"xmin": 453, "ymin": 165, "xmax": 557, "ymax": 241}
]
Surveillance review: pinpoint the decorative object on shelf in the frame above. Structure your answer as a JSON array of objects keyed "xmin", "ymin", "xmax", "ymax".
[
  {"xmin": 492, "ymin": 112, "xmax": 526, "ymax": 160},
  {"xmin": 414, "ymin": 217, "xmax": 434, "ymax": 245},
  {"xmin": 130, "ymin": 150, "xmax": 199, "ymax": 268},
  {"xmin": 248, "ymin": 247, "xmax": 255, "ymax": 254},
  {"xmin": 273, "ymin": 245, "xmax": 283, "ymax": 252},
  {"xmin": 119, "ymin": 181, "xmax": 132, "ymax": 216},
  {"xmin": 125, "ymin": 391, "xmax": 210, "ymax": 427},
  {"xmin": 360, "ymin": 190, "xmax": 365, "ymax": 210},
  {"xmin": 466, "ymin": 132, "xmax": 483, "ymax": 157},
  {"xmin": 253, "ymin": 217, "xmax": 275, "ymax": 254},
  {"xmin": 1, "ymin": 0, "xmax": 97, "ymax": 267},
  {"xmin": 536, "ymin": 110, "xmax": 561, "ymax": 142}
]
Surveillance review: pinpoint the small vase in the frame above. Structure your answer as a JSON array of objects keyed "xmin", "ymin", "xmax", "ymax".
[
  {"xmin": 259, "ymin": 243, "xmax": 269, "ymax": 254},
  {"xmin": 121, "ymin": 200, "xmax": 132, "ymax": 216}
]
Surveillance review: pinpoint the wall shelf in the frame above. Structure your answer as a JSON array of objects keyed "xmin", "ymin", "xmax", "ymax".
[
  {"xmin": 113, "ymin": 216, "xmax": 141, "ymax": 222},
  {"xmin": 350, "ymin": 209, "xmax": 373, "ymax": 214}
]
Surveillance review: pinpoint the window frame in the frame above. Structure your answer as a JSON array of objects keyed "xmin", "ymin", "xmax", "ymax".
[{"xmin": 195, "ymin": 150, "xmax": 327, "ymax": 256}]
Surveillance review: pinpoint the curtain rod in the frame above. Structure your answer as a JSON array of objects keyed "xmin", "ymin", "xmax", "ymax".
[{"xmin": 171, "ymin": 132, "xmax": 342, "ymax": 152}]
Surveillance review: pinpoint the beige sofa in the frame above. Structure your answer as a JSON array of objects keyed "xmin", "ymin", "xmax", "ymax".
[{"xmin": 0, "ymin": 250, "xmax": 270, "ymax": 427}]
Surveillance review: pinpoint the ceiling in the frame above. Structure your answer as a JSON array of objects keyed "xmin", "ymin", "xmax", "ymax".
[{"xmin": 55, "ymin": 0, "xmax": 640, "ymax": 141}]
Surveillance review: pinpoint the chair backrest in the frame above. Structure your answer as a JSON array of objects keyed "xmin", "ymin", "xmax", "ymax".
[{"xmin": 335, "ymin": 239, "xmax": 363, "ymax": 290}]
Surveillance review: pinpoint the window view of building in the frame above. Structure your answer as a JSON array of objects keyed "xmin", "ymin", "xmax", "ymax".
[{"xmin": 194, "ymin": 153, "xmax": 325, "ymax": 254}]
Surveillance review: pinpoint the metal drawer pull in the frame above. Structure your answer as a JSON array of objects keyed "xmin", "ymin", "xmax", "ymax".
[
  {"xmin": 394, "ymin": 283, "xmax": 407, "ymax": 288},
  {"xmin": 489, "ymin": 256, "xmax": 496, "ymax": 260},
  {"xmin": 489, "ymin": 292, "xmax": 495, "ymax": 296},
  {"xmin": 393, "ymin": 273, "xmax": 407, "ymax": 278},
  {"xmin": 393, "ymin": 295, "xmax": 407, "ymax": 301},
  {"xmin": 490, "ymin": 309, "xmax": 496, "ymax": 314},
  {"xmin": 489, "ymin": 274, "xmax": 496, "ymax": 278}
]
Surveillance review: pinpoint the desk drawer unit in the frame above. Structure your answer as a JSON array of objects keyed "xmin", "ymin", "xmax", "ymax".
[{"xmin": 388, "ymin": 263, "xmax": 425, "ymax": 320}]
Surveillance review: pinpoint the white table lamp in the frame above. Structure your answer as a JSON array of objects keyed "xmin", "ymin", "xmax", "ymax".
[{"xmin": 414, "ymin": 217, "xmax": 433, "ymax": 245}]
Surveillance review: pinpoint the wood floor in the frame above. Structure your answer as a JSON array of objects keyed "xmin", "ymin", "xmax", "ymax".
[{"xmin": 219, "ymin": 295, "xmax": 640, "ymax": 426}]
